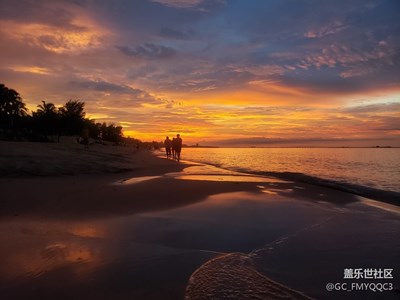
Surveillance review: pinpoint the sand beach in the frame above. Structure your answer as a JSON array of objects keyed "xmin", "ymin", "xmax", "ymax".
[{"xmin": 0, "ymin": 140, "xmax": 399, "ymax": 299}]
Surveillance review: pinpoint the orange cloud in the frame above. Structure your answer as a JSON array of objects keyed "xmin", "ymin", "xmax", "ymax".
[{"xmin": 0, "ymin": 4, "xmax": 110, "ymax": 54}]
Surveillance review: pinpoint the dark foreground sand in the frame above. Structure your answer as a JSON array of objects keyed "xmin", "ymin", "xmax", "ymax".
[{"xmin": 0, "ymin": 141, "xmax": 399, "ymax": 299}]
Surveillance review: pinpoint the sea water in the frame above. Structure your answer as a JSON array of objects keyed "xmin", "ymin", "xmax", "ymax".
[
  {"xmin": 176, "ymin": 147, "xmax": 400, "ymax": 298},
  {"xmin": 180, "ymin": 148, "xmax": 400, "ymax": 194}
]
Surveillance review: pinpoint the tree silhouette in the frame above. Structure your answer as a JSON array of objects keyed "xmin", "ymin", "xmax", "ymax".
[
  {"xmin": 0, "ymin": 85, "xmax": 127, "ymax": 144},
  {"xmin": 0, "ymin": 83, "xmax": 27, "ymax": 130},
  {"xmin": 100, "ymin": 123, "xmax": 123, "ymax": 143},
  {"xmin": 59, "ymin": 100, "xmax": 86, "ymax": 135},
  {"xmin": 36, "ymin": 101, "xmax": 57, "ymax": 116},
  {"xmin": 59, "ymin": 100, "xmax": 85, "ymax": 119},
  {"xmin": 32, "ymin": 101, "xmax": 60, "ymax": 141}
]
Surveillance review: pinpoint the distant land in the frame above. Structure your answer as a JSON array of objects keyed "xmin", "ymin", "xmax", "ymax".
[
  {"xmin": 184, "ymin": 144, "xmax": 220, "ymax": 148},
  {"xmin": 182, "ymin": 145, "xmax": 397, "ymax": 149}
]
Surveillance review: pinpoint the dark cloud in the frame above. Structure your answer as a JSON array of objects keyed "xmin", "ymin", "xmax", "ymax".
[
  {"xmin": 68, "ymin": 80, "xmax": 163, "ymax": 106},
  {"xmin": 342, "ymin": 102, "xmax": 400, "ymax": 114},
  {"xmin": 158, "ymin": 27, "xmax": 195, "ymax": 40},
  {"xmin": 69, "ymin": 80, "xmax": 137, "ymax": 94},
  {"xmin": 150, "ymin": 0, "xmax": 226, "ymax": 11},
  {"xmin": 189, "ymin": 0, "xmax": 400, "ymax": 93},
  {"xmin": 0, "ymin": 0, "xmax": 85, "ymax": 30},
  {"xmin": 372, "ymin": 116, "xmax": 400, "ymax": 131},
  {"xmin": 89, "ymin": 0, "xmax": 219, "ymax": 35},
  {"xmin": 5, "ymin": 0, "xmax": 396, "ymax": 94},
  {"xmin": 150, "ymin": 0, "xmax": 203, "ymax": 9},
  {"xmin": 173, "ymin": 67, "xmax": 254, "ymax": 91},
  {"xmin": 116, "ymin": 43, "xmax": 177, "ymax": 59},
  {"xmin": 37, "ymin": 35, "xmax": 68, "ymax": 49}
]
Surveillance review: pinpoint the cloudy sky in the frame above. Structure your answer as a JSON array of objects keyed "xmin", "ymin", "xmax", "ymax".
[{"xmin": 1, "ymin": 0, "xmax": 399, "ymax": 146}]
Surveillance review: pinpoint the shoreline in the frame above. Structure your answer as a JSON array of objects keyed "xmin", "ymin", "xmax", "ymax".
[
  {"xmin": 162, "ymin": 152, "xmax": 400, "ymax": 207},
  {"xmin": 238, "ymin": 168, "xmax": 400, "ymax": 206},
  {"xmin": 1, "ymin": 141, "xmax": 399, "ymax": 299},
  {"xmin": 0, "ymin": 139, "xmax": 183, "ymax": 178},
  {"xmin": 0, "ymin": 140, "xmax": 398, "ymax": 213}
]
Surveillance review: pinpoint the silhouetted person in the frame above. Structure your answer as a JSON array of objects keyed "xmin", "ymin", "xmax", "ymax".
[
  {"xmin": 164, "ymin": 136, "xmax": 172, "ymax": 158},
  {"xmin": 172, "ymin": 137, "xmax": 176, "ymax": 159},
  {"xmin": 81, "ymin": 127, "xmax": 89, "ymax": 149},
  {"xmin": 175, "ymin": 134, "xmax": 182, "ymax": 161}
]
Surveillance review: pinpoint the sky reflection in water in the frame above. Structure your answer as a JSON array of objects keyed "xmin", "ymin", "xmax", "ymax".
[{"xmin": 0, "ymin": 166, "xmax": 399, "ymax": 299}]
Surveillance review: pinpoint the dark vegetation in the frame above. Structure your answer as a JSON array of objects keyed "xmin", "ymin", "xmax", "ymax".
[{"xmin": 0, "ymin": 83, "xmax": 160, "ymax": 148}]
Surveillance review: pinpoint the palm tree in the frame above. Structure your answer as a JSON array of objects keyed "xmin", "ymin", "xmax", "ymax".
[
  {"xmin": 59, "ymin": 100, "xmax": 86, "ymax": 135},
  {"xmin": 59, "ymin": 100, "xmax": 85, "ymax": 119},
  {"xmin": 0, "ymin": 83, "xmax": 28, "ymax": 130},
  {"xmin": 36, "ymin": 101, "xmax": 57, "ymax": 117},
  {"xmin": 33, "ymin": 101, "xmax": 60, "ymax": 141}
]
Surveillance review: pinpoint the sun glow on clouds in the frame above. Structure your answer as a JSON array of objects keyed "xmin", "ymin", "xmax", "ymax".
[
  {"xmin": 122, "ymin": 91, "xmax": 400, "ymax": 145},
  {"xmin": 1, "ymin": 0, "xmax": 399, "ymax": 146},
  {"xmin": 0, "ymin": 8, "xmax": 108, "ymax": 54},
  {"xmin": 11, "ymin": 66, "xmax": 50, "ymax": 75}
]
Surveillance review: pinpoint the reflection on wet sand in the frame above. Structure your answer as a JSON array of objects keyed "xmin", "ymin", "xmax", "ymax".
[
  {"xmin": 68, "ymin": 223, "xmax": 108, "ymax": 238},
  {"xmin": 358, "ymin": 197, "xmax": 400, "ymax": 214},
  {"xmin": 0, "ymin": 221, "xmax": 105, "ymax": 281},
  {"xmin": 0, "ymin": 163, "xmax": 399, "ymax": 299},
  {"xmin": 117, "ymin": 164, "xmax": 290, "ymax": 185},
  {"xmin": 117, "ymin": 175, "xmax": 161, "ymax": 185},
  {"xmin": 175, "ymin": 174, "xmax": 288, "ymax": 183}
]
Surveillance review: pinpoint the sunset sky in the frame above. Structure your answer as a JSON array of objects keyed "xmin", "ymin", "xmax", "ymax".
[{"xmin": 1, "ymin": 0, "xmax": 399, "ymax": 146}]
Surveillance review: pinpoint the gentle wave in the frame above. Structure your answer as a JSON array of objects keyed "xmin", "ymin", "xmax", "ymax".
[
  {"xmin": 173, "ymin": 155, "xmax": 400, "ymax": 205},
  {"xmin": 235, "ymin": 168, "xmax": 400, "ymax": 206},
  {"xmin": 176, "ymin": 148, "xmax": 400, "ymax": 205},
  {"xmin": 180, "ymin": 148, "xmax": 400, "ymax": 193},
  {"xmin": 185, "ymin": 252, "xmax": 313, "ymax": 300}
]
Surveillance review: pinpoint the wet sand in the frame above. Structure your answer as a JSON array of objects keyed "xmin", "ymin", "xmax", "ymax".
[{"xmin": 0, "ymin": 142, "xmax": 399, "ymax": 299}]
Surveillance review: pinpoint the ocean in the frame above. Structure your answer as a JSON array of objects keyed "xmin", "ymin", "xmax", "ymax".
[
  {"xmin": 179, "ymin": 147, "xmax": 400, "ymax": 200},
  {"xmin": 173, "ymin": 147, "xmax": 400, "ymax": 299}
]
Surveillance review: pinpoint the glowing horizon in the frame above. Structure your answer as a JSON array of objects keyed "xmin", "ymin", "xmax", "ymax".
[{"xmin": 1, "ymin": 0, "xmax": 399, "ymax": 146}]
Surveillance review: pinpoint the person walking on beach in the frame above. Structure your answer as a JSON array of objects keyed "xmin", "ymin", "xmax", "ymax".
[
  {"xmin": 81, "ymin": 127, "xmax": 90, "ymax": 149},
  {"xmin": 164, "ymin": 136, "xmax": 172, "ymax": 158},
  {"xmin": 172, "ymin": 137, "xmax": 177, "ymax": 159},
  {"xmin": 175, "ymin": 134, "xmax": 183, "ymax": 162}
]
